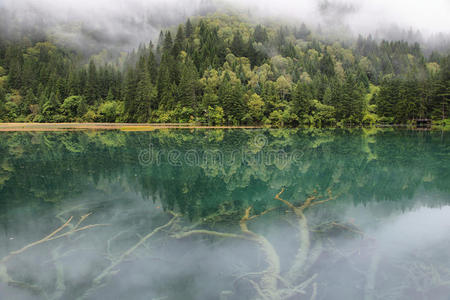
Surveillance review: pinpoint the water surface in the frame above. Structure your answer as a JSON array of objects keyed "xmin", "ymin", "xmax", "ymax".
[{"xmin": 0, "ymin": 129, "xmax": 449, "ymax": 300}]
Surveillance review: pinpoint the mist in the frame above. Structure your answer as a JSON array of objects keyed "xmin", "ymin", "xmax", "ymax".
[
  {"xmin": 1, "ymin": 0, "xmax": 449, "ymax": 53},
  {"xmin": 1, "ymin": 187, "xmax": 449, "ymax": 299},
  {"xmin": 230, "ymin": 0, "xmax": 450, "ymax": 34}
]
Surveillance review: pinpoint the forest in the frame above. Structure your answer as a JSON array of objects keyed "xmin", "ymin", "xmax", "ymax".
[{"xmin": 0, "ymin": 14, "xmax": 449, "ymax": 126}]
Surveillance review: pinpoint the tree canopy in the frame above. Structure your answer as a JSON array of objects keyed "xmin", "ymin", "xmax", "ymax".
[{"xmin": 0, "ymin": 14, "xmax": 448, "ymax": 126}]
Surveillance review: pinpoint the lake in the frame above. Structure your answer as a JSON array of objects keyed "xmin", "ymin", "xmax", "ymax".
[{"xmin": 0, "ymin": 129, "xmax": 449, "ymax": 300}]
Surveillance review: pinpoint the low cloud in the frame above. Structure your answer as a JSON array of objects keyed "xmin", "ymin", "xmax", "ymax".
[{"xmin": 0, "ymin": 0, "xmax": 449, "ymax": 52}]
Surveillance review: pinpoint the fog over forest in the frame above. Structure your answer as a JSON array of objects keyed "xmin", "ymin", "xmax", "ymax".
[{"xmin": 1, "ymin": 0, "xmax": 449, "ymax": 52}]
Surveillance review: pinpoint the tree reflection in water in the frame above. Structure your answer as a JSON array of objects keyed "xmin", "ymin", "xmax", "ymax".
[{"xmin": 0, "ymin": 129, "xmax": 449, "ymax": 299}]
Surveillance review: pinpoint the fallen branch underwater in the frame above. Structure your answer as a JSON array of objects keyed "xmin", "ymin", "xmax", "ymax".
[
  {"xmin": 0, "ymin": 213, "xmax": 109, "ymax": 264},
  {"xmin": 79, "ymin": 212, "xmax": 181, "ymax": 300},
  {"xmin": 0, "ymin": 192, "xmax": 344, "ymax": 300},
  {"xmin": 275, "ymin": 188, "xmax": 335, "ymax": 283},
  {"xmin": 93, "ymin": 211, "xmax": 180, "ymax": 285},
  {"xmin": 175, "ymin": 189, "xmax": 336, "ymax": 300},
  {"xmin": 0, "ymin": 213, "xmax": 108, "ymax": 300}
]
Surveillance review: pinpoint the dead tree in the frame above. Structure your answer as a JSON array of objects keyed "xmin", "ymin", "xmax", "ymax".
[{"xmin": 175, "ymin": 189, "xmax": 336, "ymax": 300}]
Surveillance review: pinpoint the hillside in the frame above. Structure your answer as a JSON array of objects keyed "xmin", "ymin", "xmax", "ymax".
[{"xmin": 0, "ymin": 14, "xmax": 449, "ymax": 126}]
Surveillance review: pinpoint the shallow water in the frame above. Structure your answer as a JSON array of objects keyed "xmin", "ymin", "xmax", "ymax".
[{"xmin": 0, "ymin": 129, "xmax": 449, "ymax": 300}]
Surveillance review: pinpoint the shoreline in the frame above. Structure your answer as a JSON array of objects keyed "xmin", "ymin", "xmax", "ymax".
[
  {"xmin": 0, "ymin": 123, "xmax": 264, "ymax": 132},
  {"xmin": 0, "ymin": 123, "xmax": 446, "ymax": 132}
]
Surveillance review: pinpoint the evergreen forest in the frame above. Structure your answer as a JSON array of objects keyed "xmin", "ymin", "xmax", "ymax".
[{"xmin": 0, "ymin": 14, "xmax": 449, "ymax": 126}]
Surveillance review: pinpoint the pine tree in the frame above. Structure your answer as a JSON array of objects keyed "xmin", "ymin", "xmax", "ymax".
[
  {"xmin": 8, "ymin": 49, "xmax": 23, "ymax": 90},
  {"xmin": 433, "ymin": 56, "xmax": 450, "ymax": 120},
  {"xmin": 135, "ymin": 68, "xmax": 156, "ymax": 122},
  {"xmin": 85, "ymin": 60, "xmax": 98, "ymax": 105},
  {"xmin": 163, "ymin": 31, "xmax": 173, "ymax": 54},
  {"xmin": 350, "ymin": 81, "xmax": 365, "ymax": 122},
  {"xmin": 185, "ymin": 18, "xmax": 193, "ymax": 39},
  {"xmin": 253, "ymin": 25, "xmax": 268, "ymax": 43},
  {"xmin": 173, "ymin": 25, "xmax": 185, "ymax": 58},
  {"xmin": 123, "ymin": 68, "xmax": 138, "ymax": 120},
  {"xmin": 0, "ymin": 87, "xmax": 5, "ymax": 103},
  {"xmin": 432, "ymin": 79, "xmax": 450, "ymax": 120},
  {"xmin": 296, "ymin": 23, "xmax": 311, "ymax": 40},
  {"xmin": 20, "ymin": 88, "xmax": 36, "ymax": 115},
  {"xmin": 231, "ymin": 32, "xmax": 245, "ymax": 57},
  {"xmin": 202, "ymin": 85, "xmax": 219, "ymax": 110},
  {"xmin": 319, "ymin": 51, "xmax": 335, "ymax": 78},
  {"xmin": 292, "ymin": 82, "xmax": 312, "ymax": 118},
  {"xmin": 67, "ymin": 70, "xmax": 79, "ymax": 96},
  {"xmin": 339, "ymin": 75, "xmax": 365, "ymax": 122},
  {"xmin": 376, "ymin": 78, "xmax": 399, "ymax": 118},
  {"xmin": 21, "ymin": 58, "xmax": 36, "ymax": 93},
  {"xmin": 275, "ymin": 27, "xmax": 286, "ymax": 51},
  {"xmin": 0, "ymin": 87, "xmax": 5, "ymax": 120},
  {"xmin": 42, "ymin": 92, "xmax": 60, "ymax": 122},
  {"xmin": 157, "ymin": 58, "xmax": 174, "ymax": 109},
  {"xmin": 246, "ymin": 39, "xmax": 263, "ymax": 67},
  {"xmin": 177, "ymin": 58, "xmax": 198, "ymax": 111},
  {"xmin": 148, "ymin": 44, "xmax": 158, "ymax": 84},
  {"xmin": 219, "ymin": 73, "xmax": 244, "ymax": 124}
]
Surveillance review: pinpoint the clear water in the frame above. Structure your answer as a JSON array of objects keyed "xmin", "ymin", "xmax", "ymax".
[{"xmin": 0, "ymin": 129, "xmax": 449, "ymax": 300}]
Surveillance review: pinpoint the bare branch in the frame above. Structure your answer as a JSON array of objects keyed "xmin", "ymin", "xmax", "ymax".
[
  {"xmin": 275, "ymin": 188, "xmax": 296, "ymax": 210},
  {"xmin": 173, "ymin": 230, "xmax": 250, "ymax": 241},
  {"xmin": 1, "ymin": 216, "xmax": 73, "ymax": 263},
  {"xmin": 246, "ymin": 279, "xmax": 271, "ymax": 300},
  {"xmin": 1, "ymin": 214, "xmax": 108, "ymax": 266},
  {"xmin": 74, "ymin": 213, "xmax": 92, "ymax": 230},
  {"xmin": 247, "ymin": 206, "xmax": 279, "ymax": 221},
  {"xmin": 93, "ymin": 213, "xmax": 180, "ymax": 284}
]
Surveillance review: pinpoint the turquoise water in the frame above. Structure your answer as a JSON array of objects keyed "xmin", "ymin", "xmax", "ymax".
[{"xmin": 0, "ymin": 129, "xmax": 449, "ymax": 300}]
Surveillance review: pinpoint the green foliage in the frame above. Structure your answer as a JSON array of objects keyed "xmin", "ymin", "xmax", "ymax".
[
  {"xmin": 0, "ymin": 14, "xmax": 448, "ymax": 126},
  {"xmin": 206, "ymin": 106, "xmax": 225, "ymax": 125},
  {"xmin": 2, "ymin": 101, "xmax": 19, "ymax": 121},
  {"xmin": 177, "ymin": 58, "xmax": 198, "ymax": 111},
  {"xmin": 292, "ymin": 82, "xmax": 313, "ymax": 122},
  {"xmin": 218, "ymin": 72, "xmax": 244, "ymax": 124},
  {"xmin": 83, "ymin": 109, "xmax": 98, "ymax": 122},
  {"xmin": 98, "ymin": 101, "xmax": 120, "ymax": 122},
  {"xmin": 0, "ymin": 87, "xmax": 6, "ymax": 121},
  {"xmin": 311, "ymin": 100, "xmax": 336, "ymax": 126},
  {"xmin": 362, "ymin": 112, "xmax": 379, "ymax": 125},
  {"xmin": 269, "ymin": 105, "xmax": 297, "ymax": 127},
  {"xmin": 244, "ymin": 93, "xmax": 265, "ymax": 124},
  {"xmin": 61, "ymin": 96, "xmax": 86, "ymax": 121}
]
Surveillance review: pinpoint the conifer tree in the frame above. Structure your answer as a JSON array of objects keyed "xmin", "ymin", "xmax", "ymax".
[
  {"xmin": 231, "ymin": 32, "xmax": 245, "ymax": 57},
  {"xmin": 163, "ymin": 31, "xmax": 173, "ymax": 54},
  {"xmin": 319, "ymin": 51, "xmax": 335, "ymax": 78},
  {"xmin": 21, "ymin": 88, "xmax": 36, "ymax": 115},
  {"xmin": 253, "ymin": 25, "xmax": 268, "ymax": 43},
  {"xmin": 185, "ymin": 19, "xmax": 193, "ymax": 39},
  {"xmin": 177, "ymin": 58, "xmax": 198, "ymax": 111},
  {"xmin": 157, "ymin": 58, "xmax": 174, "ymax": 109},
  {"xmin": 85, "ymin": 60, "xmax": 98, "ymax": 105},
  {"xmin": 292, "ymin": 82, "xmax": 312, "ymax": 118},
  {"xmin": 219, "ymin": 72, "xmax": 244, "ymax": 123},
  {"xmin": 173, "ymin": 25, "xmax": 185, "ymax": 58},
  {"xmin": 0, "ymin": 87, "xmax": 5, "ymax": 120},
  {"xmin": 123, "ymin": 68, "xmax": 138, "ymax": 120},
  {"xmin": 148, "ymin": 44, "xmax": 158, "ymax": 84}
]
